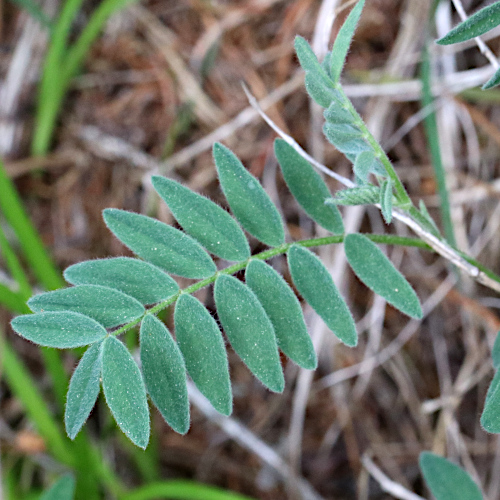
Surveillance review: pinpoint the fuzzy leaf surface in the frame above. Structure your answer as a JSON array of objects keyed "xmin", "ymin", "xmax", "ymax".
[
  {"xmin": 437, "ymin": 1, "xmax": 500, "ymax": 45},
  {"xmin": 103, "ymin": 208, "xmax": 216, "ymax": 279},
  {"xmin": 40, "ymin": 475, "xmax": 75, "ymax": 500},
  {"xmin": 28, "ymin": 285, "xmax": 144, "ymax": 328},
  {"xmin": 324, "ymin": 99, "xmax": 355, "ymax": 125},
  {"xmin": 379, "ymin": 179, "xmax": 393, "ymax": 224},
  {"xmin": 325, "ymin": 186, "xmax": 380, "ymax": 206},
  {"xmin": 11, "ymin": 311, "xmax": 107, "ymax": 348},
  {"xmin": 304, "ymin": 73, "xmax": 337, "ymax": 108},
  {"xmin": 274, "ymin": 139, "xmax": 343, "ymax": 234},
  {"xmin": 288, "ymin": 245, "xmax": 357, "ymax": 347},
  {"xmin": 102, "ymin": 336, "xmax": 150, "ymax": 448},
  {"xmin": 64, "ymin": 257, "xmax": 179, "ymax": 305},
  {"xmin": 330, "ymin": 0, "xmax": 366, "ymax": 82},
  {"xmin": 294, "ymin": 36, "xmax": 332, "ymax": 86},
  {"xmin": 492, "ymin": 330, "xmax": 500, "ymax": 370},
  {"xmin": 481, "ymin": 370, "xmax": 500, "ymax": 432},
  {"xmin": 213, "ymin": 143, "xmax": 285, "ymax": 247},
  {"xmin": 245, "ymin": 259, "xmax": 317, "ymax": 369},
  {"xmin": 174, "ymin": 294, "xmax": 232, "ymax": 415},
  {"xmin": 140, "ymin": 315, "xmax": 190, "ymax": 434},
  {"xmin": 323, "ymin": 123, "xmax": 369, "ymax": 155},
  {"xmin": 344, "ymin": 233, "xmax": 422, "ymax": 319},
  {"xmin": 419, "ymin": 452, "xmax": 482, "ymax": 500},
  {"xmin": 483, "ymin": 66, "xmax": 500, "ymax": 90},
  {"xmin": 152, "ymin": 176, "xmax": 250, "ymax": 262},
  {"xmin": 65, "ymin": 342, "xmax": 103, "ymax": 440},
  {"xmin": 214, "ymin": 274, "xmax": 284, "ymax": 392}
]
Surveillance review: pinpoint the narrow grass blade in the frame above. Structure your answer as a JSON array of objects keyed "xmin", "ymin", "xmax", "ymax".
[
  {"xmin": 419, "ymin": 452, "xmax": 483, "ymax": 500},
  {"xmin": 214, "ymin": 274, "xmax": 284, "ymax": 392},
  {"xmin": 288, "ymin": 245, "xmax": 357, "ymax": 347},
  {"xmin": 65, "ymin": 342, "xmax": 103, "ymax": 439},
  {"xmin": 330, "ymin": 0, "xmax": 366, "ymax": 82},
  {"xmin": 152, "ymin": 176, "xmax": 250, "ymax": 262},
  {"xmin": 245, "ymin": 259, "xmax": 317, "ymax": 369},
  {"xmin": 102, "ymin": 336, "xmax": 150, "ymax": 448},
  {"xmin": 40, "ymin": 474, "xmax": 75, "ymax": 500},
  {"xmin": 11, "ymin": 311, "xmax": 107, "ymax": 348},
  {"xmin": 140, "ymin": 315, "xmax": 190, "ymax": 434},
  {"xmin": 436, "ymin": 2, "xmax": 500, "ymax": 45},
  {"xmin": 213, "ymin": 143, "xmax": 285, "ymax": 247},
  {"xmin": 103, "ymin": 208, "xmax": 216, "ymax": 279},
  {"xmin": 379, "ymin": 179, "xmax": 393, "ymax": 224},
  {"xmin": 274, "ymin": 139, "xmax": 344, "ymax": 234},
  {"xmin": 174, "ymin": 294, "xmax": 232, "ymax": 415},
  {"xmin": 64, "ymin": 257, "xmax": 179, "ymax": 305},
  {"xmin": 344, "ymin": 233, "xmax": 422, "ymax": 319},
  {"xmin": 28, "ymin": 285, "xmax": 145, "ymax": 328}
]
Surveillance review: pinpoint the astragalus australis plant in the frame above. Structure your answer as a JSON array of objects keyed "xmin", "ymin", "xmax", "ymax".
[{"xmin": 9, "ymin": 1, "xmax": 500, "ymax": 497}]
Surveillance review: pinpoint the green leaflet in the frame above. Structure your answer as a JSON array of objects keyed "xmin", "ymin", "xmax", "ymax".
[
  {"xmin": 325, "ymin": 186, "xmax": 380, "ymax": 206},
  {"xmin": 152, "ymin": 176, "xmax": 250, "ymax": 262},
  {"xmin": 213, "ymin": 143, "xmax": 285, "ymax": 247},
  {"xmin": 245, "ymin": 259, "xmax": 317, "ymax": 370},
  {"xmin": 103, "ymin": 208, "xmax": 216, "ymax": 279},
  {"xmin": 28, "ymin": 285, "xmax": 145, "ymax": 328},
  {"xmin": 174, "ymin": 294, "xmax": 232, "ymax": 415},
  {"xmin": 492, "ymin": 331, "xmax": 500, "ymax": 370},
  {"xmin": 287, "ymin": 245, "xmax": 357, "ymax": 347},
  {"xmin": 11, "ymin": 311, "xmax": 107, "ymax": 348},
  {"xmin": 481, "ymin": 370, "xmax": 500, "ymax": 432},
  {"xmin": 274, "ymin": 139, "xmax": 344, "ymax": 235},
  {"xmin": 437, "ymin": 1, "xmax": 500, "ymax": 45},
  {"xmin": 323, "ymin": 123, "xmax": 370, "ymax": 155},
  {"xmin": 419, "ymin": 452, "xmax": 483, "ymax": 500},
  {"xmin": 353, "ymin": 151, "xmax": 385, "ymax": 183},
  {"xmin": 65, "ymin": 342, "xmax": 103, "ymax": 440},
  {"xmin": 294, "ymin": 36, "xmax": 332, "ymax": 87},
  {"xmin": 330, "ymin": 0, "xmax": 366, "ymax": 82},
  {"xmin": 483, "ymin": 66, "xmax": 500, "ymax": 90},
  {"xmin": 140, "ymin": 315, "xmax": 190, "ymax": 434},
  {"xmin": 379, "ymin": 179, "xmax": 393, "ymax": 224},
  {"xmin": 64, "ymin": 257, "xmax": 179, "ymax": 305},
  {"xmin": 344, "ymin": 233, "xmax": 423, "ymax": 319},
  {"xmin": 40, "ymin": 475, "xmax": 75, "ymax": 500},
  {"xmin": 214, "ymin": 274, "xmax": 284, "ymax": 392},
  {"xmin": 304, "ymin": 73, "xmax": 337, "ymax": 108},
  {"xmin": 324, "ymin": 98, "xmax": 354, "ymax": 125},
  {"xmin": 102, "ymin": 336, "xmax": 150, "ymax": 448}
]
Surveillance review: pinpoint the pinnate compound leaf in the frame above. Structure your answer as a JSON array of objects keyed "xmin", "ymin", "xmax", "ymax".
[
  {"xmin": 419, "ymin": 452, "xmax": 482, "ymax": 500},
  {"xmin": 325, "ymin": 186, "xmax": 380, "ymax": 206},
  {"xmin": 140, "ymin": 315, "xmax": 190, "ymax": 434},
  {"xmin": 174, "ymin": 294, "xmax": 232, "ymax": 415},
  {"xmin": 103, "ymin": 208, "xmax": 216, "ymax": 279},
  {"xmin": 102, "ymin": 336, "xmax": 150, "ymax": 448},
  {"xmin": 246, "ymin": 259, "xmax": 317, "ymax": 370},
  {"xmin": 483, "ymin": 66, "xmax": 500, "ymax": 90},
  {"xmin": 11, "ymin": 311, "xmax": 107, "ymax": 348},
  {"xmin": 492, "ymin": 330, "xmax": 500, "ymax": 370},
  {"xmin": 40, "ymin": 474, "xmax": 75, "ymax": 500},
  {"xmin": 213, "ymin": 143, "xmax": 285, "ymax": 247},
  {"xmin": 344, "ymin": 233, "xmax": 422, "ymax": 319},
  {"xmin": 481, "ymin": 370, "xmax": 500, "ymax": 432},
  {"xmin": 437, "ymin": 1, "xmax": 500, "ymax": 45},
  {"xmin": 274, "ymin": 139, "xmax": 343, "ymax": 235},
  {"xmin": 323, "ymin": 123, "xmax": 369, "ymax": 155},
  {"xmin": 214, "ymin": 274, "xmax": 284, "ymax": 392},
  {"xmin": 64, "ymin": 257, "xmax": 179, "ymax": 305},
  {"xmin": 152, "ymin": 176, "xmax": 250, "ymax": 262},
  {"xmin": 330, "ymin": 0, "xmax": 366, "ymax": 82},
  {"xmin": 65, "ymin": 342, "xmax": 103, "ymax": 440},
  {"xmin": 288, "ymin": 245, "xmax": 357, "ymax": 347},
  {"xmin": 28, "ymin": 285, "xmax": 144, "ymax": 328},
  {"xmin": 379, "ymin": 179, "xmax": 393, "ymax": 224}
]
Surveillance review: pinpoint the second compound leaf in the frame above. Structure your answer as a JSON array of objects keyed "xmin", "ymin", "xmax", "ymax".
[
  {"xmin": 140, "ymin": 315, "xmax": 190, "ymax": 434},
  {"xmin": 174, "ymin": 294, "xmax": 232, "ymax": 416},
  {"xmin": 344, "ymin": 233, "xmax": 423, "ymax": 319},
  {"xmin": 213, "ymin": 143, "xmax": 285, "ymax": 247},
  {"xmin": 419, "ymin": 452, "xmax": 483, "ymax": 500},
  {"xmin": 287, "ymin": 245, "xmax": 357, "ymax": 347},
  {"xmin": 11, "ymin": 311, "xmax": 107, "ymax": 348},
  {"xmin": 214, "ymin": 274, "xmax": 284, "ymax": 393},
  {"xmin": 101, "ymin": 336, "xmax": 150, "ymax": 449},
  {"xmin": 246, "ymin": 259, "xmax": 317, "ymax": 370},
  {"xmin": 28, "ymin": 285, "xmax": 145, "ymax": 329},
  {"xmin": 152, "ymin": 176, "xmax": 250, "ymax": 262},
  {"xmin": 65, "ymin": 341, "xmax": 103, "ymax": 440},
  {"xmin": 103, "ymin": 208, "xmax": 216, "ymax": 279},
  {"xmin": 274, "ymin": 139, "xmax": 344, "ymax": 235}
]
